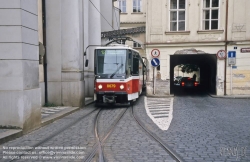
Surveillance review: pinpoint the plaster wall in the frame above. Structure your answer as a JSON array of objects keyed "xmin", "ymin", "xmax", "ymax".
[
  {"xmin": 0, "ymin": 0, "xmax": 41, "ymax": 131},
  {"xmin": 86, "ymin": 0, "xmax": 101, "ymax": 97},
  {"xmin": 114, "ymin": 0, "xmax": 146, "ymax": 23},
  {"xmin": 45, "ymin": 0, "xmax": 84, "ymax": 106}
]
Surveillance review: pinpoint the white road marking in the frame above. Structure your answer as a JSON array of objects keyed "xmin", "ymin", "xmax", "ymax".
[
  {"xmin": 145, "ymin": 97, "xmax": 174, "ymax": 131},
  {"xmin": 41, "ymin": 107, "xmax": 68, "ymax": 116}
]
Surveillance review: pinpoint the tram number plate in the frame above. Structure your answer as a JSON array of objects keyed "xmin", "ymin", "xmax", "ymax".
[{"xmin": 107, "ymin": 84, "xmax": 116, "ymax": 88}]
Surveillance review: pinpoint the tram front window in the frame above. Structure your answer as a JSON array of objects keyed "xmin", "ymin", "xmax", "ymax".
[{"xmin": 96, "ymin": 49, "xmax": 126, "ymax": 76}]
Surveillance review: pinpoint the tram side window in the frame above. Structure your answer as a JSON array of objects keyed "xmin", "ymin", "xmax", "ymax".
[{"xmin": 132, "ymin": 54, "xmax": 139, "ymax": 75}]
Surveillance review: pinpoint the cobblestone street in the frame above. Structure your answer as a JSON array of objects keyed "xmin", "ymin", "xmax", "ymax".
[
  {"xmin": 136, "ymin": 95, "xmax": 250, "ymax": 162},
  {"xmin": 0, "ymin": 95, "xmax": 250, "ymax": 162}
]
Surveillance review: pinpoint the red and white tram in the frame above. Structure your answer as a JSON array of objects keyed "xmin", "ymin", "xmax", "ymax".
[{"xmin": 94, "ymin": 45, "xmax": 147, "ymax": 105}]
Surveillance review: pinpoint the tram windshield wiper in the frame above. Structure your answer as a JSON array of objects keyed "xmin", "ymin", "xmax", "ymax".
[{"xmin": 110, "ymin": 64, "xmax": 123, "ymax": 78}]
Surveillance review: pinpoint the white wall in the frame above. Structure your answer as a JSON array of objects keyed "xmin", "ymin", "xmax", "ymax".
[{"xmin": 0, "ymin": 0, "xmax": 41, "ymax": 131}]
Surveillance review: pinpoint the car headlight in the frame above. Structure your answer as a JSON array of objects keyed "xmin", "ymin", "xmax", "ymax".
[
  {"xmin": 120, "ymin": 84, "xmax": 124, "ymax": 90},
  {"xmin": 98, "ymin": 84, "xmax": 102, "ymax": 89}
]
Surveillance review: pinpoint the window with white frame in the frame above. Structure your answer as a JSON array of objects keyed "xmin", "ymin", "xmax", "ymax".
[
  {"xmin": 133, "ymin": 0, "xmax": 142, "ymax": 12},
  {"xmin": 133, "ymin": 42, "xmax": 141, "ymax": 48},
  {"xmin": 202, "ymin": 0, "xmax": 219, "ymax": 30},
  {"xmin": 170, "ymin": 0, "xmax": 186, "ymax": 31},
  {"xmin": 118, "ymin": 0, "xmax": 126, "ymax": 13}
]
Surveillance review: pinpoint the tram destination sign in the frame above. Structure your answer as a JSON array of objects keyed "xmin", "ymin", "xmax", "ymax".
[{"xmin": 240, "ymin": 48, "xmax": 250, "ymax": 53}]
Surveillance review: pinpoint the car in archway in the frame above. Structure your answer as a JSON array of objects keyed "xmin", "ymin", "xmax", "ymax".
[{"xmin": 180, "ymin": 77, "xmax": 199, "ymax": 89}]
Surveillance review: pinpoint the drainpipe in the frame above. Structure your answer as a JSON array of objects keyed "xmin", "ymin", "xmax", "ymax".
[
  {"xmin": 42, "ymin": 0, "xmax": 48, "ymax": 104},
  {"xmin": 224, "ymin": 0, "xmax": 228, "ymax": 95}
]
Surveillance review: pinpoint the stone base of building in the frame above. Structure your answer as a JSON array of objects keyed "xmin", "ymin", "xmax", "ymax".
[
  {"xmin": 48, "ymin": 80, "xmax": 84, "ymax": 107},
  {"xmin": 0, "ymin": 88, "xmax": 41, "ymax": 133}
]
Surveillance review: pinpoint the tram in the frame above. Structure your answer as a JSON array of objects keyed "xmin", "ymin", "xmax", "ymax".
[{"xmin": 93, "ymin": 44, "xmax": 147, "ymax": 105}]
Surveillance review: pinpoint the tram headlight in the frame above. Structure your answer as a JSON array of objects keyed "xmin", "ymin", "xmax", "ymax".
[
  {"xmin": 98, "ymin": 84, "xmax": 103, "ymax": 89},
  {"xmin": 120, "ymin": 84, "xmax": 124, "ymax": 90}
]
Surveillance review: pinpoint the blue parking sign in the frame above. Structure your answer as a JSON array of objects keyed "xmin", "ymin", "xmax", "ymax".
[
  {"xmin": 228, "ymin": 51, "xmax": 236, "ymax": 58},
  {"xmin": 151, "ymin": 58, "xmax": 160, "ymax": 67}
]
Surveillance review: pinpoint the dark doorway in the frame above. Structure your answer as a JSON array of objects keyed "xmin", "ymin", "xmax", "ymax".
[{"xmin": 170, "ymin": 54, "xmax": 217, "ymax": 95}]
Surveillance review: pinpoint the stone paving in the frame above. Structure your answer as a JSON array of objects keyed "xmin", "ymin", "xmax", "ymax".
[
  {"xmin": 103, "ymin": 105, "xmax": 175, "ymax": 162},
  {"xmin": 41, "ymin": 107, "xmax": 71, "ymax": 119},
  {"xmin": 0, "ymin": 95, "xmax": 250, "ymax": 162},
  {"xmin": 135, "ymin": 95, "xmax": 250, "ymax": 162},
  {"xmin": 0, "ymin": 105, "xmax": 97, "ymax": 162}
]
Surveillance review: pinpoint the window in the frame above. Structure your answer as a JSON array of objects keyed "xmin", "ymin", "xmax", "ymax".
[
  {"xmin": 132, "ymin": 54, "xmax": 139, "ymax": 75},
  {"xmin": 170, "ymin": 0, "xmax": 186, "ymax": 31},
  {"xmin": 133, "ymin": 42, "xmax": 141, "ymax": 48},
  {"xmin": 96, "ymin": 49, "xmax": 126, "ymax": 75},
  {"xmin": 133, "ymin": 0, "xmax": 142, "ymax": 12},
  {"xmin": 202, "ymin": 0, "xmax": 219, "ymax": 30},
  {"xmin": 118, "ymin": 0, "xmax": 126, "ymax": 13}
]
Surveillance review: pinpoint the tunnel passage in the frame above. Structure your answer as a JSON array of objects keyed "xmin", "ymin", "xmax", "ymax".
[{"xmin": 170, "ymin": 54, "xmax": 217, "ymax": 95}]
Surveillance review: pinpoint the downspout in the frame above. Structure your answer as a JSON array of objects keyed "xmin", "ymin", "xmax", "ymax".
[
  {"xmin": 224, "ymin": 0, "xmax": 228, "ymax": 95},
  {"xmin": 42, "ymin": 0, "xmax": 48, "ymax": 104}
]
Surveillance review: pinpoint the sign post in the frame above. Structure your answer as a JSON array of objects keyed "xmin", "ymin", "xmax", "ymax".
[
  {"xmin": 228, "ymin": 51, "xmax": 236, "ymax": 65},
  {"xmin": 228, "ymin": 51, "xmax": 236, "ymax": 94},
  {"xmin": 217, "ymin": 50, "xmax": 226, "ymax": 60},
  {"xmin": 151, "ymin": 58, "xmax": 160, "ymax": 95},
  {"xmin": 151, "ymin": 49, "xmax": 160, "ymax": 57}
]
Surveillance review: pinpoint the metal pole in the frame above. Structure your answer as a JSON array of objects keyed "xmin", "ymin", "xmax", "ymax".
[
  {"xmin": 224, "ymin": 0, "xmax": 229, "ymax": 95},
  {"xmin": 230, "ymin": 64, "xmax": 232, "ymax": 95},
  {"xmin": 42, "ymin": 0, "xmax": 48, "ymax": 104},
  {"xmin": 153, "ymin": 67, "xmax": 155, "ymax": 95}
]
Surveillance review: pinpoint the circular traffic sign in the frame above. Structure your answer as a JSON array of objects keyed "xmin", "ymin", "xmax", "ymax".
[
  {"xmin": 151, "ymin": 49, "xmax": 160, "ymax": 57},
  {"xmin": 217, "ymin": 50, "xmax": 226, "ymax": 60},
  {"xmin": 151, "ymin": 58, "xmax": 160, "ymax": 67}
]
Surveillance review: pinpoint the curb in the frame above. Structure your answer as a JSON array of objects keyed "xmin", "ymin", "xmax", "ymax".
[
  {"xmin": 41, "ymin": 107, "xmax": 80, "ymax": 127},
  {"xmin": 208, "ymin": 93, "xmax": 250, "ymax": 99},
  {"xmin": 0, "ymin": 129, "xmax": 23, "ymax": 145},
  {"xmin": 146, "ymin": 95, "xmax": 174, "ymax": 98},
  {"xmin": 0, "ymin": 99, "xmax": 95, "ymax": 145}
]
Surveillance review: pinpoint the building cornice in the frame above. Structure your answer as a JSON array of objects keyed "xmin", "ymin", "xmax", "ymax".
[
  {"xmin": 145, "ymin": 40, "xmax": 250, "ymax": 47},
  {"xmin": 197, "ymin": 30, "xmax": 224, "ymax": 34},
  {"xmin": 165, "ymin": 31, "xmax": 190, "ymax": 35},
  {"xmin": 121, "ymin": 22, "xmax": 146, "ymax": 24}
]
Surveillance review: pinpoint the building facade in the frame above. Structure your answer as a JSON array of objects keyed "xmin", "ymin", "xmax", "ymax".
[
  {"xmin": 115, "ymin": 0, "xmax": 146, "ymax": 56},
  {"xmin": 145, "ymin": 0, "xmax": 250, "ymax": 95}
]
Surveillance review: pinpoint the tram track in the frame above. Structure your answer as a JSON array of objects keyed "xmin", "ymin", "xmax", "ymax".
[
  {"xmin": 131, "ymin": 104, "xmax": 184, "ymax": 162},
  {"xmin": 84, "ymin": 107, "xmax": 128, "ymax": 162},
  {"xmin": 6, "ymin": 108, "xmax": 99, "ymax": 162}
]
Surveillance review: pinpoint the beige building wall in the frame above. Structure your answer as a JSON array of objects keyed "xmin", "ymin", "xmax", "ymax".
[
  {"xmin": 114, "ymin": 0, "xmax": 146, "ymax": 57},
  {"xmin": 145, "ymin": 0, "xmax": 250, "ymax": 95}
]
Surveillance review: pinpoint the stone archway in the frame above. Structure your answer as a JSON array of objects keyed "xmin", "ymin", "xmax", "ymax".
[{"xmin": 170, "ymin": 48, "xmax": 217, "ymax": 95}]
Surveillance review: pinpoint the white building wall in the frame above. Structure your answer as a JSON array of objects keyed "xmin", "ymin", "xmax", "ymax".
[
  {"xmin": 46, "ymin": 0, "xmax": 84, "ymax": 106},
  {"xmin": 0, "ymin": 0, "xmax": 41, "ymax": 131}
]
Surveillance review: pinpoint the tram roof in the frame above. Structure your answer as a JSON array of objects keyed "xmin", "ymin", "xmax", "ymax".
[{"xmin": 96, "ymin": 45, "xmax": 139, "ymax": 53}]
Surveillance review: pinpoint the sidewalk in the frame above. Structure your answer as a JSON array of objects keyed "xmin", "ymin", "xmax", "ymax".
[
  {"xmin": 0, "ymin": 97, "xmax": 94, "ymax": 145},
  {"xmin": 209, "ymin": 94, "xmax": 250, "ymax": 99}
]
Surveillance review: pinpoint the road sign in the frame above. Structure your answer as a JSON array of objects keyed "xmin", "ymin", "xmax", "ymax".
[
  {"xmin": 217, "ymin": 50, "xmax": 226, "ymax": 59},
  {"xmin": 151, "ymin": 58, "xmax": 160, "ymax": 67},
  {"xmin": 151, "ymin": 49, "xmax": 160, "ymax": 57},
  {"xmin": 241, "ymin": 48, "xmax": 250, "ymax": 53},
  {"xmin": 228, "ymin": 51, "xmax": 236, "ymax": 65}
]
